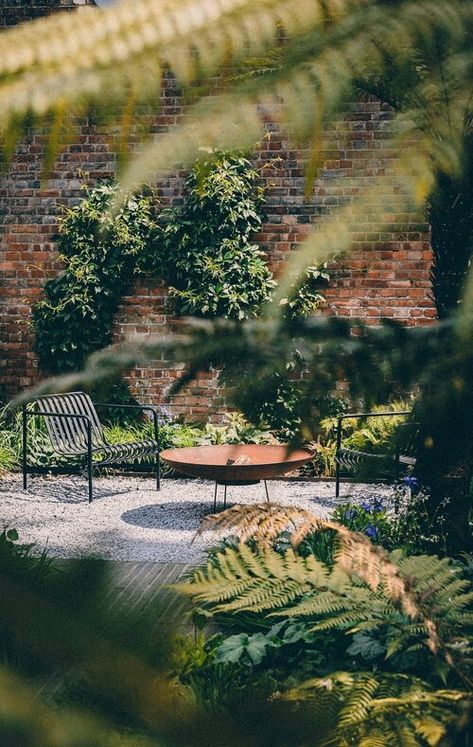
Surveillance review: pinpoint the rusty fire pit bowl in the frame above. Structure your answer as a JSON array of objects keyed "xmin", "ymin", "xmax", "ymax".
[{"xmin": 160, "ymin": 444, "xmax": 313, "ymax": 483}]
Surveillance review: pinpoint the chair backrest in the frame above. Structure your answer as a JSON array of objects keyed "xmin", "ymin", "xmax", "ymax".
[{"xmin": 32, "ymin": 392, "xmax": 106, "ymax": 455}]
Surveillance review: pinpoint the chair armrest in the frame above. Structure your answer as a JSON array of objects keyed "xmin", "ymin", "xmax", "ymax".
[
  {"xmin": 336, "ymin": 410, "xmax": 411, "ymax": 422},
  {"xmin": 93, "ymin": 403, "xmax": 161, "ymax": 441}
]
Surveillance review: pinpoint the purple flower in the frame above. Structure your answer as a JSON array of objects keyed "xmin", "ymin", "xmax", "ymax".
[
  {"xmin": 364, "ymin": 525, "xmax": 378, "ymax": 539},
  {"xmin": 372, "ymin": 498, "xmax": 384, "ymax": 512},
  {"xmin": 343, "ymin": 509, "xmax": 358, "ymax": 521},
  {"xmin": 360, "ymin": 501, "xmax": 372, "ymax": 513},
  {"xmin": 403, "ymin": 476, "xmax": 420, "ymax": 494}
]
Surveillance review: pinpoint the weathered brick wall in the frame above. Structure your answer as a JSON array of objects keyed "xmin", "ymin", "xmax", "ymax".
[{"xmin": 0, "ymin": 1, "xmax": 435, "ymax": 412}]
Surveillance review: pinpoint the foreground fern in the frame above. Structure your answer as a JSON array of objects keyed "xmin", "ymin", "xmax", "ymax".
[
  {"xmin": 177, "ymin": 504, "xmax": 473, "ymax": 744},
  {"xmin": 278, "ymin": 672, "xmax": 468, "ymax": 747}
]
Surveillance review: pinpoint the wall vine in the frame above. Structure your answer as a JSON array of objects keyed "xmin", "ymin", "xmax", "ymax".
[{"xmin": 32, "ymin": 151, "xmax": 333, "ymax": 383}]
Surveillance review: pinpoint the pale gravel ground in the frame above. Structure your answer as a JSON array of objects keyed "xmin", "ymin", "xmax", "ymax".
[{"xmin": 0, "ymin": 473, "xmax": 394, "ymax": 563}]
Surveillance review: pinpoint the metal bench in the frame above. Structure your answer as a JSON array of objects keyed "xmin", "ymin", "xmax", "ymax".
[
  {"xmin": 335, "ymin": 410, "xmax": 416, "ymax": 497},
  {"xmin": 22, "ymin": 392, "xmax": 160, "ymax": 502}
]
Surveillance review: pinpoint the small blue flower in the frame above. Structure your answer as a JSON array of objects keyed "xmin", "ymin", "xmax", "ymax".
[
  {"xmin": 372, "ymin": 498, "xmax": 384, "ymax": 512},
  {"xmin": 403, "ymin": 476, "xmax": 420, "ymax": 494},
  {"xmin": 360, "ymin": 501, "xmax": 372, "ymax": 513},
  {"xmin": 364, "ymin": 525, "xmax": 378, "ymax": 539},
  {"xmin": 343, "ymin": 509, "xmax": 358, "ymax": 521}
]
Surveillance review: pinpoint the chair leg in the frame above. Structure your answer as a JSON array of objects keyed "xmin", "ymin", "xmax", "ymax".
[
  {"xmin": 22, "ymin": 406, "xmax": 28, "ymax": 490},
  {"xmin": 87, "ymin": 425, "xmax": 93, "ymax": 503},
  {"xmin": 335, "ymin": 463, "xmax": 340, "ymax": 498},
  {"xmin": 223, "ymin": 484, "xmax": 227, "ymax": 509},
  {"xmin": 213, "ymin": 482, "xmax": 218, "ymax": 511},
  {"xmin": 156, "ymin": 452, "xmax": 161, "ymax": 491},
  {"xmin": 87, "ymin": 461, "xmax": 93, "ymax": 504}
]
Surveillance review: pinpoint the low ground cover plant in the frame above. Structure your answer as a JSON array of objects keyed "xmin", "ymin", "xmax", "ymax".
[{"xmin": 311, "ymin": 399, "xmax": 413, "ymax": 477}]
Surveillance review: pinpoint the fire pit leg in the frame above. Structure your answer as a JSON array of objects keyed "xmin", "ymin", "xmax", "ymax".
[
  {"xmin": 223, "ymin": 484, "xmax": 228, "ymax": 509},
  {"xmin": 264, "ymin": 480, "xmax": 270, "ymax": 503}
]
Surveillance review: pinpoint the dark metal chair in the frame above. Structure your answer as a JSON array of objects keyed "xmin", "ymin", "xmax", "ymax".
[
  {"xmin": 22, "ymin": 392, "xmax": 160, "ymax": 502},
  {"xmin": 335, "ymin": 410, "xmax": 416, "ymax": 497}
]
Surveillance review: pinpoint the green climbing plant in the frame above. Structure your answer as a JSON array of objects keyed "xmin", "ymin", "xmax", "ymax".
[
  {"xmin": 32, "ymin": 154, "xmax": 334, "ymax": 393},
  {"xmin": 32, "ymin": 182, "xmax": 159, "ymax": 375},
  {"xmin": 159, "ymin": 150, "xmax": 276, "ymax": 320}
]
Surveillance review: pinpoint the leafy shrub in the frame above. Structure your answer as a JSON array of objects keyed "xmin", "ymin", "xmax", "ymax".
[
  {"xmin": 159, "ymin": 150, "xmax": 276, "ymax": 319},
  {"xmin": 333, "ymin": 479, "xmax": 448, "ymax": 555},
  {"xmin": 311, "ymin": 399, "xmax": 412, "ymax": 476},
  {"xmin": 247, "ymin": 363, "xmax": 348, "ymax": 443},
  {"xmin": 32, "ymin": 183, "xmax": 159, "ymax": 374},
  {"xmin": 281, "ymin": 261, "xmax": 332, "ymax": 320}
]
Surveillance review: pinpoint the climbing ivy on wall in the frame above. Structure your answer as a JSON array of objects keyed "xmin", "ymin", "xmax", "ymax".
[
  {"xmin": 32, "ymin": 183, "xmax": 159, "ymax": 374},
  {"xmin": 159, "ymin": 151, "xmax": 276, "ymax": 320},
  {"xmin": 33, "ymin": 152, "xmax": 333, "ymax": 380}
]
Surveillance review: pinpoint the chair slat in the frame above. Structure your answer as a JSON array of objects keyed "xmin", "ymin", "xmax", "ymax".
[{"xmin": 35, "ymin": 392, "xmax": 106, "ymax": 455}]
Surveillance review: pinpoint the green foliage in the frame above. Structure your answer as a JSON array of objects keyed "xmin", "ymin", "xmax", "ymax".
[
  {"xmin": 281, "ymin": 262, "xmax": 332, "ymax": 320},
  {"xmin": 196, "ymin": 411, "xmax": 276, "ymax": 446},
  {"xmin": 312, "ymin": 401, "xmax": 412, "ymax": 477},
  {"xmin": 333, "ymin": 482, "xmax": 449, "ymax": 555},
  {"xmin": 429, "ymin": 135, "xmax": 473, "ymax": 319},
  {"xmin": 159, "ymin": 151, "xmax": 276, "ymax": 320},
  {"xmin": 32, "ymin": 183, "xmax": 159, "ymax": 375},
  {"xmin": 177, "ymin": 535, "xmax": 473, "ymax": 745},
  {"xmin": 0, "ymin": 409, "xmax": 18, "ymax": 474},
  {"xmin": 0, "ymin": 528, "xmax": 55, "ymax": 673}
]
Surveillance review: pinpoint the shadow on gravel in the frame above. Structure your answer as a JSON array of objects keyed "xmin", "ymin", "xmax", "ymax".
[
  {"xmin": 121, "ymin": 501, "xmax": 219, "ymax": 530},
  {"xmin": 0, "ymin": 479, "xmax": 134, "ymax": 504}
]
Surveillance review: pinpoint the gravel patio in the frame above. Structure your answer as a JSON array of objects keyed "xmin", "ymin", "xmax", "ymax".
[{"xmin": 0, "ymin": 473, "xmax": 395, "ymax": 563}]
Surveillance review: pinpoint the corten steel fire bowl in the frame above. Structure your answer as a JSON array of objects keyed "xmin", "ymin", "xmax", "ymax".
[{"xmin": 160, "ymin": 444, "xmax": 314, "ymax": 484}]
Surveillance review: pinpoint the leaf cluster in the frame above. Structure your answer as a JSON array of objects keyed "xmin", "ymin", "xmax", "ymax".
[
  {"xmin": 32, "ymin": 183, "xmax": 159, "ymax": 375},
  {"xmin": 159, "ymin": 151, "xmax": 276, "ymax": 320}
]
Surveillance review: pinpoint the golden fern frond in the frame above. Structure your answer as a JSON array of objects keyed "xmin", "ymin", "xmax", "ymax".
[
  {"xmin": 197, "ymin": 503, "xmax": 422, "ymax": 614},
  {"xmin": 194, "ymin": 501, "xmax": 328, "ymax": 546},
  {"xmin": 270, "ymin": 589, "xmax": 361, "ymax": 618},
  {"xmin": 280, "ymin": 672, "xmax": 468, "ymax": 747},
  {"xmin": 182, "ymin": 543, "xmax": 332, "ymax": 613},
  {"xmin": 411, "ymin": 717, "xmax": 448, "ymax": 745},
  {"xmin": 357, "ymin": 737, "xmax": 387, "ymax": 747},
  {"xmin": 338, "ymin": 673, "xmax": 380, "ymax": 726},
  {"xmin": 193, "ymin": 504, "xmax": 458, "ymax": 655}
]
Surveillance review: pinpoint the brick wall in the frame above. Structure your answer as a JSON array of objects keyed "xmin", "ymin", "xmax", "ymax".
[{"xmin": 0, "ymin": 2, "xmax": 435, "ymax": 412}]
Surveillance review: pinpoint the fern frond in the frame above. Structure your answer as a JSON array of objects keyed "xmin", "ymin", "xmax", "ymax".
[
  {"xmin": 279, "ymin": 672, "xmax": 468, "ymax": 747},
  {"xmin": 193, "ymin": 504, "xmax": 473, "ymax": 659},
  {"xmin": 195, "ymin": 502, "xmax": 328, "ymax": 546}
]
